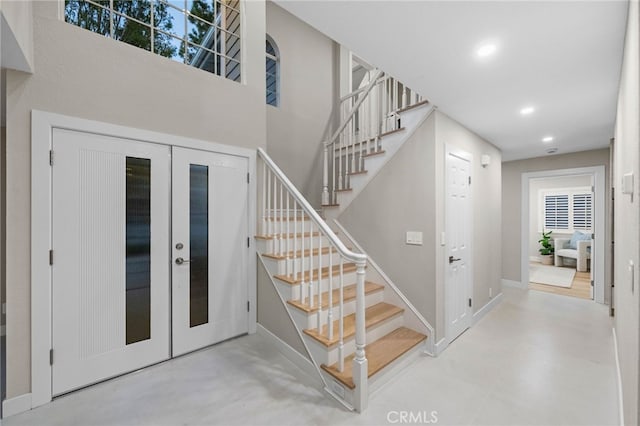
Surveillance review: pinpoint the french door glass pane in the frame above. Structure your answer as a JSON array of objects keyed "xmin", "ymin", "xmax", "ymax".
[
  {"xmin": 125, "ymin": 157, "xmax": 151, "ymax": 345},
  {"xmin": 190, "ymin": 164, "xmax": 209, "ymax": 327}
]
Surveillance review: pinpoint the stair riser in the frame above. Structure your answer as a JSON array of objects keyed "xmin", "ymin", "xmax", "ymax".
[
  {"xmin": 303, "ymin": 314, "xmax": 404, "ymax": 366},
  {"xmin": 276, "ymin": 270, "xmax": 358, "ymax": 301},
  {"xmin": 288, "ymin": 290, "xmax": 385, "ymax": 330},
  {"xmin": 256, "ymin": 235, "xmax": 331, "ymax": 254},
  {"xmin": 260, "ymin": 252, "xmax": 349, "ymax": 276}
]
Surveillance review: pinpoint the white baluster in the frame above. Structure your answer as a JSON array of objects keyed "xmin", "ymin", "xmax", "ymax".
[
  {"xmin": 279, "ymin": 180, "xmax": 283, "ymax": 256},
  {"xmin": 309, "ymin": 221, "xmax": 314, "ymax": 308},
  {"xmin": 316, "ymin": 231, "xmax": 323, "ymax": 331},
  {"xmin": 327, "ymin": 250, "xmax": 333, "ymax": 340},
  {"xmin": 293, "ymin": 201, "xmax": 298, "ymax": 279},
  {"xmin": 286, "ymin": 192, "xmax": 290, "ymax": 276},
  {"xmin": 322, "ymin": 144, "xmax": 329, "ymax": 206},
  {"xmin": 266, "ymin": 169, "xmax": 271, "ymax": 237},
  {"xmin": 300, "ymin": 206, "xmax": 306, "ymax": 303},
  {"xmin": 338, "ymin": 258, "xmax": 344, "ymax": 372},
  {"xmin": 273, "ymin": 171, "xmax": 279, "ymax": 253},
  {"xmin": 262, "ymin": 161, "xmax": 266, "ymax": 235}
]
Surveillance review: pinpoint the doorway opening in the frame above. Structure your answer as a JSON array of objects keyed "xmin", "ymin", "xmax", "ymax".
[{"xmin": 521, "ymin": 166, "xmax": 606, "ymax": 303}]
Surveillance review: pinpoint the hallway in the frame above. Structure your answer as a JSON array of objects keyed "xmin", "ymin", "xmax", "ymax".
[{"xmin": 4, "ymin": 287, "xmax": 618, "ymax": 425}]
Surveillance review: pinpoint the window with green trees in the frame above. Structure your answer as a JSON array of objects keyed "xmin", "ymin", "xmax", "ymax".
[{"xmin": 65, "ymin": 0, "xmax": 241, "ymax": 82}]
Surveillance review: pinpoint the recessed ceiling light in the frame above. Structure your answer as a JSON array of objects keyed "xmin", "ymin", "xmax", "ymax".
[
  {"xmin": 476, "ymin": 43, "xmax": 497, "ymax": 58},
  {"xmin": 542, "ymin": 136, "xmax": 554, "ymax": 143},
  {"xmin": 520, "ymin": 106, "xmax": 535, "ymax": 115}
]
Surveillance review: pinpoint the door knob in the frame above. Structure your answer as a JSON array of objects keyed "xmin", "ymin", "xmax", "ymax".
[
  {"xmin": 175, "ymin": 257, "xmax": 190, "ymax": 265},
  {"xmin": 449, "ymin": 255, "xmax": 461, "ymax": 264}
]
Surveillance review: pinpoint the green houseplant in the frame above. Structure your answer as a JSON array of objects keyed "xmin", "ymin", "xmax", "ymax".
[{"xmin": 538, "ymin": 230, "xmax": 554, "ymax": 265}]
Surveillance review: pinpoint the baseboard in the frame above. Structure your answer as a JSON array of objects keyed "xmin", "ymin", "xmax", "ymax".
[
  {"xmin": 501, "ymin": 278, "xmax": 527, "ymax": 289},
  {"xmin": 434, "ymin": 338, "xmax": 448, "ymax": 356},
  {"xmin": 2, "ymin": 393, "xmax": 32, "ymax": 418},
  {"xmin": 473, "ymin": 293, "xmax": 503, "ymax": 325},
  {"xmin": 256, "ymin": 323, "xmax": 317, "ymax": 379},
  {"xmin": 612, "ymin": 327, "xmax": 624, "ymax": 426},
  {"xmin": 529, "ymin": 256, "xmax": 541, "ymax": 263}
]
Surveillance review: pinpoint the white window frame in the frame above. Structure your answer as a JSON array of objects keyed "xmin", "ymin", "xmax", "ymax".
[
  {"xmin": 265, "ymin": 34, "xmax": 280, "ymax": 107},
  {"xmin": 539, "ymin": 186, "xmax": 593, "ymax": 234}
]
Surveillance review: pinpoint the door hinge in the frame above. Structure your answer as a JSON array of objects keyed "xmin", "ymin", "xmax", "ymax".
[
  {"xmin": 247, "ymin": 173, "xmax": 250, "ymax": 184},
  {"xmin": 591, "ymin": 280, "xmax": 594, "ymax": 287},
  {"xmin": 49, "ymin": 349, "xmax": 53, "ymax": 365},
  {"xmin": 468, "ymin": 298, "xmax": 472, "ymax": 308},
  {"xmin": 468, "ymin": 176, "xmax": 471, "ymax": 185},
  {"xmin": 49, "ymin": 150, "xmax": 54, "ymax": 166},
  {"xmin": 49, "ymin": 250, "xmax": 54, "ymax": 265},
  {"xmin": 247, "ymin": 237, "xmax": 250, "ymax": 248},
  {"xmin": 247, "ymin": 301, "xmax": 250, "ymax": 312}
]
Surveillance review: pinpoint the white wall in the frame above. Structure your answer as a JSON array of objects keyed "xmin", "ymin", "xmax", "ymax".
[
  {"xmin": 4, "ymin": 0, "xmax": 265, "ymax": 399},
  {"xmin": 338, "ymin": 110, "xmax": 502, "ymax": 341},
  {"xmin": 265, "ymin": 1, "xmax": 338, "ymax": 206},
  {"xmin": 0, "ymin": 0, "xmax": 34, "ymax": 72},
  {"xmin": 613, "ymin": 0, "xmax": 640, "ymax": 424},
  {"xmin": 528, "ymin": 174, "xmax": 592, "ymax": 260}
]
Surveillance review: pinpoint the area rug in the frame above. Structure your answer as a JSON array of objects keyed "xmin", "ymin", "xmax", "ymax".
[{"xmin": 529, "ymin": 264, "xmax": 576, "ymax": 288}]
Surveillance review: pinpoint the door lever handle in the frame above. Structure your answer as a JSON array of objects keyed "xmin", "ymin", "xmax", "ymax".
[
  {"xmin": 175, "ymin": 257, "xmax": 190, "ymax": 265},
  {"xmin": 449, "ymin": 256, "xmax": 461, "ymax": 264}
]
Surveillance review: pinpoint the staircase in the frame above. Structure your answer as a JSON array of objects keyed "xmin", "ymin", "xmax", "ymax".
[
  {"xmin": 321, "ymin": 70, "xmax": 435, "ymax": 217},
  {"xmin": 257, "ymin": 145, "xmax": 434, "ymax": 412}
]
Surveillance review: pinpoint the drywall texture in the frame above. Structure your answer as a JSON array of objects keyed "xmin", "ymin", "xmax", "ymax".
[
  {"xmin": 4, "ymin": 1, "xmax": 266, "ymax": 399},
  {"xmin": 502, "ymin": 149, "xmax": 610, "ymax": 284},
  {"xmin": 338, "ymin": 111, "xmax": 502, "ymax": 341},
  {"xmin": 265, "ymin": 2, "xmax": 337, "ymax": 207},
  {"xmin": 613, "ymin": 0, "xmax": 640, "ymax": 424},
  {"xmin": 528, "ymin": 174, "xmax": 592, "ymax": 259},
  {"xmin": 0, "ymin": 0, "xmax": 34, "ymax": 72}
]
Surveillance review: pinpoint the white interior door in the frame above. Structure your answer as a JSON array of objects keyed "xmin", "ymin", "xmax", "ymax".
[
  {"xmin": 52, "ymin": 129, "xmax": 170, "ymax": 396},
  {"xmin": 445, "ymin": 149, "xmax": 473, "ymax": 342},
  {"xmin": 171, "ymin": 147, "xmax": 249, "ymax": 356}
]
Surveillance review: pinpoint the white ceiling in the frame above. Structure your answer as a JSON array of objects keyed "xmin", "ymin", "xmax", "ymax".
[{"xmin": 275, "ymin": 0, "xmax": 628, "ymax": 161}]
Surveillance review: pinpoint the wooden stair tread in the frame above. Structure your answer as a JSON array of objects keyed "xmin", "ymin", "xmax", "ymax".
[
  {"xmin": 287, "ymin": 281, "xmax": 384, "ymax": 313},
  {"xmin": 362, "ymin": 150, "xmax": 386, "ymax": 158},
  {"xmin": 396, "ymin": 99, "xmax": 430, "ymax": 114},
  {"xmin": 303, "ymin": 302, "xmax": 403, "ymax": 347},
  {"xmin": 266, "ymin": 216, "xmax": 311, "ymax": 221},
  {"xmin": 321, "ymin": 204, "xmax": 340, "ymax": 208},
  {"xmin": 274, "ymin": 263, "xmax": 358, "ymax": 285},
  {"xmin": 263, "ymin": 246, "xmax": 337, "ymax": 260},
  {"xmin": 347, "ymin": 170, "xmax": 367, "ymax": 176},
  {"xmin": 378, "ymin": 127, "xmax": 405, "ymax": 138},
  {"xmin": 321, "ymin": 327, "xmax": 427, "ymax": 389},
  {"xmin": 335, "ymin": 188, "xmax": 353, "ymax": 192},
  {"xmin": 255, "ymin": 231, "xmax": 321, "ymax": 240}
]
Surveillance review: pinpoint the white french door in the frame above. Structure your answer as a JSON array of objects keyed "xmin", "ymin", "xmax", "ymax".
[
  {"xmin": 52, "ymin": 129, "xmax": 171, "ymax": 396},
  {"xmin": 171, "ymin": 147, "xmax": 250, "ymax": 356},
  {"xmin": 445, "ymin": 149, "xmax": 473, "ymax": 342},
  {"xmin": 51, "ymin": 131, "xmax": 250, "ymax": 396}
]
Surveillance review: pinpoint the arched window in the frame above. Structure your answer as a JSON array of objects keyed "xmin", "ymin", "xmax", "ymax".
[{"xmin": 266, "ymin": 36, "xmax": 279, "ymax": 106}]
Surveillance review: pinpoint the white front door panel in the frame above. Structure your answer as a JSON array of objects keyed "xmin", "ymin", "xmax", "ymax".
[
  {"xmin": 52, "ymin": 129, "xmax": 170, "ymax": 396},
  {"xmin": 171, "ymin": 147, "xmax": 249, "ymax": 356}
]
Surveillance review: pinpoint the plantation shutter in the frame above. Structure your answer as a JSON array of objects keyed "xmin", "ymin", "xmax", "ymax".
[
  {"xmin": 573, "ymin": 193, "xmax": 593, "ymax": 231},
  {"xmin": 544, "ymin": 194, "xmax": 569, "ymax": 230}
]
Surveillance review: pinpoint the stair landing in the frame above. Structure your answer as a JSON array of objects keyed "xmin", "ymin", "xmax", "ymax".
[{"xmin": 321, "ymin": 326, "xmax": 426, "ymax": 389}]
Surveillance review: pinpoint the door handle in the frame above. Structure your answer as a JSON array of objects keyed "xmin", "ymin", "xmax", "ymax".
[
  {"xmin": 175, "ymin": 257, "xmax": 190, "ymax": 265},
  {"xmin": 449, "ymin": 256, "xmax": 461, "ymax": 264}
]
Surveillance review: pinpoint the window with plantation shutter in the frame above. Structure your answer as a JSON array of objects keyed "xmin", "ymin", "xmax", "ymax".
[{"xmin": 540, "ymin": 187, "xmax": 593, "ymax": 233}]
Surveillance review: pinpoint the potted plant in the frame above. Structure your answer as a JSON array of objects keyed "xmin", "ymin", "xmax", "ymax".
[{"xmin": 538, "ymin": 230, "xmax": 554, "ymax": 265}]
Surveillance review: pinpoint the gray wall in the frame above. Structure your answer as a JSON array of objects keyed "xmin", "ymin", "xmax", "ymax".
[
  {"xmin": 613, "ymin": 0, "xmax": 640, "ymax": 423},
  {"xmin": 338, "ymin": 111, "xmax": 502, "ymax": 341},
  {"xmin": 528, "ymin": 174, "xmax": 592, "ymax": 259},
  {"xmin": 4, "ymin": 1, "xmax": 266, "ymax": 399},
  {"xmin": 265, "ymin": 1, "xmax": 337, "ymax": 206},
  {"xmin": 501, "ymin": 149, "xmax": 610, "ymax": 284}
]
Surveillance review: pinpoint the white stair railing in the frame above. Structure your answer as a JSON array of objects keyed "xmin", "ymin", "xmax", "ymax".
[
  {"xmin": 322, "ymin": 70, "xmax": 424, "ymax": 206},
  {"xmin": 258, "ymin": 148, "xmax": 370, "ymax": 412}
]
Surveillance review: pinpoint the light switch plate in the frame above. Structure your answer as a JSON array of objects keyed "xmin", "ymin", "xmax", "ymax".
[
  {"xmin": 406, "ymin": 231, "xmax": 423, "ymax": 245},
  {"xmin": 622, "ymin": 172, "xmax": 634, "ymax": 195}
]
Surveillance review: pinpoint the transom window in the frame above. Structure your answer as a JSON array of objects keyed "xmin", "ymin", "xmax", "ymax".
[
  {"xmin": 540, "ymin": 187, "xmax": 593, "ymax": 233},
  {"xmin": 65, "ymin": 0, "xmax": 242, "ymax": 82},
  {"xmin": 265, "ymin": 36, "xmax": 279, "ymax": 106}
]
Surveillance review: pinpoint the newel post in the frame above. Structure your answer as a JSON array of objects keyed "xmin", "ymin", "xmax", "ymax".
[
  {"xmin": 352, "ymin": 259, "xmax": 368, "ymax": 412},
  {"xmin": 322, "ymin": 143, "xmax": 330, "ymax": 205}
]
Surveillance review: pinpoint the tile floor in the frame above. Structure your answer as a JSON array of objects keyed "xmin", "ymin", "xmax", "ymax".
[{"xmin": 4, "ymin": 286, "xmax": 619, "ymax": 425}]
